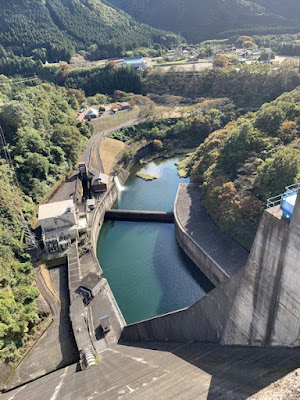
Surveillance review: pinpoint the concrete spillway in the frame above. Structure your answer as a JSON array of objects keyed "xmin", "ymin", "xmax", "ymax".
[
  {"xmin": 3, "ymin": 341, "xmax": 300, "ymax": 400},
  {"xmin": 104, "ymin": 210, "xmax": 174, "ymax": 223}
]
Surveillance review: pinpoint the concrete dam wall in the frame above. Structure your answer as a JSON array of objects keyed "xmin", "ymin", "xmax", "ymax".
[
  {"xmin": 105, "ymin": 210, "xmax": 174, "ymax": 223},
  {"xmin": 122, "ymin": 192, "xmax": 300, "ymax": 347}
]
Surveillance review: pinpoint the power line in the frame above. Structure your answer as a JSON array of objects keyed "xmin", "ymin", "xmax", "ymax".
[{"xmin": 0, "ymin": 75, "xmax": 40, "ymax": 86}]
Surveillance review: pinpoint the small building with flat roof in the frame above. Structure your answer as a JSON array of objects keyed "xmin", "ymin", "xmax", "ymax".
[
  {"xmin": 92, "ymin": 173, "xmax": 109, "ymax": 193},
  {"xmin": 79, "ymin": 272, "xmax": 105, "ymax": 304}
]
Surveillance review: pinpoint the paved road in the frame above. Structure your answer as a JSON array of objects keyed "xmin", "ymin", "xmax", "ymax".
[{"xmin": 50, "ymin": 118, "xmax": 142, "ymax": 203}]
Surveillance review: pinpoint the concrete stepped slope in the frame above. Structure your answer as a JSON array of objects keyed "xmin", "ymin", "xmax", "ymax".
[
  {"xmin": 123, "ymin": 192, "xmax": 300, "ymax": 347},
  {"xmin": 2, "ymin": 342, "xmax": 300, "ymax": 400}
]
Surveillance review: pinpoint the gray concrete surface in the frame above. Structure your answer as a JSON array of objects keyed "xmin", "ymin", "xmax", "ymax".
[
  {"xmin": 67, "ymin": 242, "xmax": 92, "ymax": 353},
  {"xmin": 175, "ymin": 184, "xmax": 249, "ymax": 285},
  {"xmin": 122, "ymin": 192, "xmax": 300, "ymax": 347},
  {"xmin": 2, "ymin": 342, "xmax": 299, "ymax": 400},
  {"xmin": 105, "ymin": 209, "xmax": 174, "ymax": 222},
  {"xmin": 89, "ymin": 281, "xmax": 126, "ymax": 350},
  {"xmin": 6, "ymin": 265, "xmax": 78, "ymax": 389}
]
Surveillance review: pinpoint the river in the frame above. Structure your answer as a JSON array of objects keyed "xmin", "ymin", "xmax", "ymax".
[{"xmin": 96, "ymin": 157, "xmax": 214, "ymax": 324}]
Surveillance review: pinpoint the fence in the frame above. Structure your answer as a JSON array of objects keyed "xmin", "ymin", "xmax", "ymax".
[{"xmin": 266, "ymin": 182, "xmax": 300, "ymax": 210}]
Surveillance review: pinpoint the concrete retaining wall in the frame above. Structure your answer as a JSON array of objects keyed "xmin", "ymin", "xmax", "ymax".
[
  {"xmin": 174, "ymin": 217, "xmax": 229, "ymax": 286},
  {"xmin": 90, "ymin": 142, "xmax": 154, "ymax": 248},
  {"xmin": 90, "ymin": 183, "xmax": 119, "ymax": 249},
  {"xmin": 122, "ymin": 195, "xmax": 300, "ymax": 347}
]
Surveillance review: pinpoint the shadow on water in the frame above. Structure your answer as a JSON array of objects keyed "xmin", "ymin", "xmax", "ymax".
[{"xmin": 152, "ymin": 223, "xmax": 214, "ymax": 317}]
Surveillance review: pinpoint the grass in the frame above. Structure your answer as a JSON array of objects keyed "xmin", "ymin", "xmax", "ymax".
[
  {"xmin": 100, "ymin": 137, "xmax": 125, "ymax": 175},
  {"xmin": 136, "ymin": 172, "xmax": 158, "ymax": 181},
  {"xmin": 92, "ymin": 107, "xmax": 140, "ymax": 133},
  {"xmin": 154, "ymin": 60, "xmax": 188, "ymax": 67}
]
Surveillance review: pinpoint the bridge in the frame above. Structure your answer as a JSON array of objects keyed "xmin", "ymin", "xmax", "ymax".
[{"xmin": 104, "ymin": 209, "xmax": 174, "ymax": 223}]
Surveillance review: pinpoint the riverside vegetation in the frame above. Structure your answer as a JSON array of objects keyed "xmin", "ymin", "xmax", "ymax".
[
  {"xmin": 111, "ymin": 85, "xmax": 300, "ymax": 250},
  {"xmin": 179, "ymin": 87, "xmax": 300, "ymax": 249}
]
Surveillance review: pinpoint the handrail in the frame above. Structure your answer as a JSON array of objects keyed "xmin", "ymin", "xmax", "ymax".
[{"xmin": 266, "ymin": 182, "xmax": 300, "ymax": 209}]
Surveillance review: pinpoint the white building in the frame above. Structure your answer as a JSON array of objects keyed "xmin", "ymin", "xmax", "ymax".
[
  {"xmin": 38, "ymin": 200, "xmax": 78, "ymax": 254},
  {"xmin": 86, "ymin": 108, "xmax": 99, "ymax": 119},
  {"xmin": 123, "ymin": 57, "xmax": 148, "ymax": 69}
]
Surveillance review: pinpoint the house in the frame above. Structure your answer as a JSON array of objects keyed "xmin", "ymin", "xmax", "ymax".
[
  {"xmin": 118, "ymin": 102, "xmax": 130, "ymax": 110},
  {"xmin": 79, "ymin": 272, "xmax": 105, "ymax": 304},
  {"xmin": 38, "ymin": 200, "xmax": 78, "ymax": 254},
  {"xmin": 92, "ymin": 173, "xmax": 109, "ymax": 193},
  {"xmin": 76, "ymin": 113, "xmax": 85, "ymax": 122},
  {"xmin": 123, "ymin": 57, "xmax": 148, "ymax": 69},
  {"xmin": 86, "ymin": 108, "xmax": 99, "ymax": 119}
]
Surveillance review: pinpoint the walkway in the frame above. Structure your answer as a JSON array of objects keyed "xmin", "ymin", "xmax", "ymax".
[
  {"xmin": 175, "ymin": 184, "xmax": 249, "ymax": 279},
  {"xmin": 2, "ymin": 341, "xmax": 300, "ymax": 400}
]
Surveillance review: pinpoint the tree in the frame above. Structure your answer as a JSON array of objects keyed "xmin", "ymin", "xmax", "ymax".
[
  {"xmin": 213, "ymin": 56, "xmax": 229, "ymax": 68},
  {"xmin": 243, "ymin": 41, "xmax": 256, "ymax": 50},
  {"xmin": 256, "ymin": 148, "xmax": 300, "ymax": 200},
  {"xmin": 259, "ymin": 51, "xmax": 269, "ymax": 62},
  {"xmin": 237, "ymin": 36, "xmax": 254, "ymax": 45},
  {"xmin": 255, "ymin": 104, "xmax": 286, "ymax": 135},
  {"xmin": 21, "ymin": 153, "xmax": 50, "ymax": 181},
  {"xmin": 153, "ymin": 139, "xmax": 163, "ymax": 150},
  {"xmin": 278, "ymin": 121, "xmax": 297, "ymax": 143},
  {"xmin": 220, "ymin": 122, "xmax": 263, "ymax": 176}
]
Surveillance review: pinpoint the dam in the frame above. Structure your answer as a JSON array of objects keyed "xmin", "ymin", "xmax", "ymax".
[{"xmin": 4, "ymin": 131, "xmax": 300, "ymax": 399}]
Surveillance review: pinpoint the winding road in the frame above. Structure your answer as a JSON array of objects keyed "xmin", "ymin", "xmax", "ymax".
[{"xmin": 50, "ymin": 117, "xmax": 142, "ymax": 203}]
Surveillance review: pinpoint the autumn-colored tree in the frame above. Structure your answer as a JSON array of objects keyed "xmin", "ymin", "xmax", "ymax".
[
  {"xmin": 278, "ymin": 121, "xmax": 298, "ymax": 143},
  {"xmin": 153, "ymin": 139, "xmax": 163, "ymax": 150},
  {"xmin": 213, "ymin": 55, "xmax": 229, "ymax": 68},
  {"xmin": 237, "ymin": 35, "xmax": 254, "ymax": 45}
]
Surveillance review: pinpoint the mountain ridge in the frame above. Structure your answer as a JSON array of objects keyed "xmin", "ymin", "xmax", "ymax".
[
  {"xmin": 0, "ymin": 0, "xmax": 177, "ymax": 62},
  {"xmin": 107, "ymin": 0, "xmax": 299, "ymax": 42}
]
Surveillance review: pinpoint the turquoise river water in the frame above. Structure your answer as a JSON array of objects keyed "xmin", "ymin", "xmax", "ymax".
[{"xmin": 96, "ymin": 158, "xmax": 214, "ymax": 324}]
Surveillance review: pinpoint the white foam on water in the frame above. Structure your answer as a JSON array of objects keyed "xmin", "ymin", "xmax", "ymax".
[{"xmin": 114, "ymin": 176, "xmax": 125, "ymax": 192}]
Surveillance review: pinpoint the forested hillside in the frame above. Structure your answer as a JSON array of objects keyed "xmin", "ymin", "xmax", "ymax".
[
  {"xmin": 108, "ymin": 0, "xmax": 296, "ymax": 42},
  {"xmin": 0, "ymin": 80, "xmax": 91, "ymax": 362},
  {"xmin": 0, "ymin": 0, "xmax": 176, "ymax": 62},
  {"xmin": 256, "ymin": 0, "xmax": 300, "ymax": 20},
  {"xmin": 180, "ymin": 87, "xmax": 300, "ymax": 249},
  {"xmin": 144, "ymin": 65, "xmax": 300, "ymax": 108}
]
